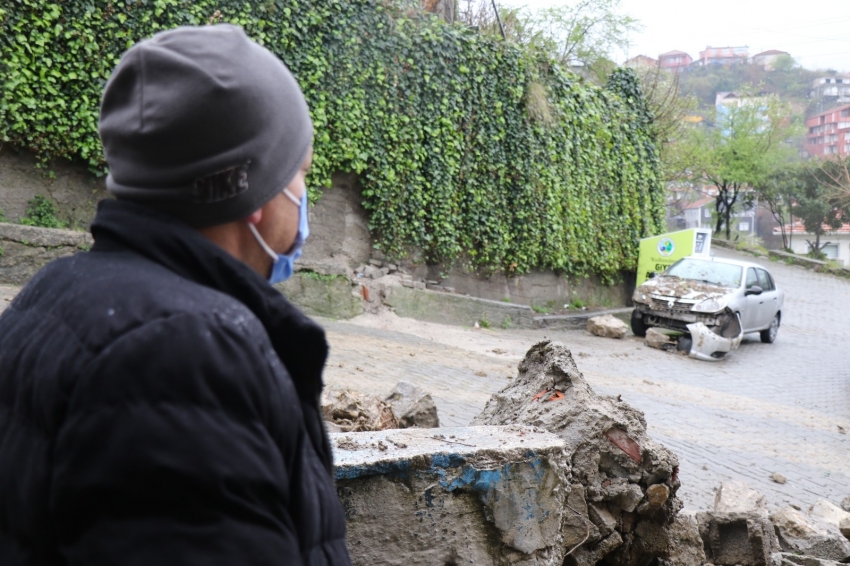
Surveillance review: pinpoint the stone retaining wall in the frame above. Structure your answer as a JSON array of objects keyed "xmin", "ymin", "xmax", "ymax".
[{"xmin": 0, "ymin": 223, "xmax": 92, "ymax": 285}]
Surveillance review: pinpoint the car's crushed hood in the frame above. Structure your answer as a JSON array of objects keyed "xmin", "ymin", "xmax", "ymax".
[{"xmin": 637, "ymin": 276, "xmax": 733, "ymax": 301}]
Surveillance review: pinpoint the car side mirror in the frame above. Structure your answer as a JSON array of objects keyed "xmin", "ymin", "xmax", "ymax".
[{"xmin": 745, "ymin": 285, "xmax": 763, "ymax": 296}]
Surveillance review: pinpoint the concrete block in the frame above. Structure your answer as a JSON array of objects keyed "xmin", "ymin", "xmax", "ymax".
[
  {"xmin": 697, "ymin": 511, "xmax": 779, "ymax": 566},
  {"xmin": 714, "ymin": 480, "xmax": 768, "ymax": 515},
  {"xmin": 333, "ymin": 425, "xmax": 569, "ymax": 566}
]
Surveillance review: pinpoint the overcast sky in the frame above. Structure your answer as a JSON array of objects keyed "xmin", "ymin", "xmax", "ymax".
[{"xmin": 502, "ymin": 0, "xmax": 850, "ymax": 72}]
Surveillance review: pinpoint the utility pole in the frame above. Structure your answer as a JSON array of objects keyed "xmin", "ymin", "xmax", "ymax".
[{"xmin": 491, "ymin": 0, "xmax": 506, "ymax": 40}]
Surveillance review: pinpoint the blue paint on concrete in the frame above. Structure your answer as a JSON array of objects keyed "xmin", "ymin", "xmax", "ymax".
[{"xmin": 335, "ymin": 459, "xmax": 412, "ymax": 481}]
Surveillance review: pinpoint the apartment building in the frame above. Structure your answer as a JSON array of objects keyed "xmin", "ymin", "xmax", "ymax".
[
  {"xmin": 806, "ymin": 104, "xmax": 850, "ymax": 157},
  {"xmin": 697, "ymin": 46, "xmax": 749, "ymax": 66}
]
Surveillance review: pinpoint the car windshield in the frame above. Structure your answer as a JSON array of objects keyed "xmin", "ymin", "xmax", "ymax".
[{"xmin": 664, "ymin": 258, "xmax": 742, "ymax": 288}]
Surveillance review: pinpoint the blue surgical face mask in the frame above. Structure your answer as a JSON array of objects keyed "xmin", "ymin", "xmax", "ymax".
[{"xmin": 247, "ymin": 188, "xmax": 309, "ymax": 284}]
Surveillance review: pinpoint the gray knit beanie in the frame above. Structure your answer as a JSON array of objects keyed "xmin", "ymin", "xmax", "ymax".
[{"xmin": 99, "ymin": 24, "xmax": 313, "ymax": 228}]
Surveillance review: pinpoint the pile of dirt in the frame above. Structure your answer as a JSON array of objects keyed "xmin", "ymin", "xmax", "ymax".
[{"xmin": 473, "ymin": 340, "xmax": 685, "ymax": 566}]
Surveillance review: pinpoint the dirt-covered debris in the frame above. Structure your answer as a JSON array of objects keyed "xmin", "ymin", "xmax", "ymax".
[
  {"xmin": 322, "ymin": 382, "xmax": 440, "ymax": 432},
  {"xmin": 321, "ymin": 389, "xmax": 399, "ymax": 432},
  {"xmin": 472, "ymin": 340, "xmax": 683, "ymax": 566}
]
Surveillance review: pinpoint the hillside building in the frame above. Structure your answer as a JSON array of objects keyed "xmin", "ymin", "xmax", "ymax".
[{"xmin": 805, "ymin": 103, "xmax": 850, "ymax": 157}]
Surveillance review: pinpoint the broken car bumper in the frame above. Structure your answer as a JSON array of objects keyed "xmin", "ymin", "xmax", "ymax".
[{"xmin": 685, "ymin": 313, "xmax": 743, "ymax": 362}]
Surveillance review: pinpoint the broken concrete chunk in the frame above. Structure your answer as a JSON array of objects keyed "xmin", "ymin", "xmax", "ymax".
[
  {"xmin": 714, "ymin": 480, "xmax": 768, "ymax": 514},
  {"xmin": 770, "ymin": 472, "xmax": 788, "ymax": 484},
  {"xmin": 665, "ymin": 513, "xmax": 707, "ymax": 566},
  {"xmin": 808, "ymin": 499, "xmax": 850, "ymax": 541},
  {"xmin": 384, "ymin": 381, "xmax": 440, "ymax": 429},
  {"xmin": 771, "ymin": 506, "xmax": 850, "ymax": 561},
  {"xmin": 588, "ymin": 504, "xmax": 618, "ymax": 538},
  {"xmin": 587, "ymin": 314, "xmax": 628, "ymax": 339},
  {"xmin": 565, "ymin": 531, "xmax": 623, "ymax": 566},
  {"xmin": 605, "ymin": 482, "xmax": 644, "ymax": 512},
  {"xmin": 368, "ymin": 258, "xmax": 383, "ymax": 267},
  {"xmin": 473, "ymin": 340, "xmax": 682, "ymax": 566},
  {"xmin": 772, "ymin": 552, "xmax": 847, "ymax": 566},
  {"xmin": 333, "ymin": 425, "xmax": 569, "ymax": 565},
  {"xmin": 841, "ymin": 496, "xmax": 850, "ymax": 513},
  {"xmin": 321, "ymin": 389, "xmax": 399, "ymax": 432},
  {"xmin": 645, "ymin": 327, "xmax": 676, "ymax": 350},
  {"xmin": 697, "ymin": 510, "xmax": 778, "ymax": 566},
  {"xmin": 563, "ymin": 484, "xmax": 601, "ymax": 549}
]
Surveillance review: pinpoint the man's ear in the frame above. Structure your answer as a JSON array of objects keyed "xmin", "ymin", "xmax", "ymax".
[{"xmin": 246, "ymin": 209, "xmax": 262, "ymax": 226}]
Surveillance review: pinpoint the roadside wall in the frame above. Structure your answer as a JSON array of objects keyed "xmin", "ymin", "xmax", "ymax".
[{"xmin": 0, "ymin": 155, "xmax": 632, "ymax": 309}]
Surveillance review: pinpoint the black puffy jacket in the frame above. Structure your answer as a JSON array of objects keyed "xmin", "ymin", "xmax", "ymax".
[{"xmin": 0, "ymin": 199, "xmax": 351, "ymax": 565}]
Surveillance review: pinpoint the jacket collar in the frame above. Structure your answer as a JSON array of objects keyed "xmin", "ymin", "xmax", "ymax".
[{"xmin": 90, "ymin": 199, "xmax": 328, "ymax": 401}]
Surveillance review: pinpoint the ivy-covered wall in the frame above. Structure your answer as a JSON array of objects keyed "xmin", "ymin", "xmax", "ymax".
[{"xmin": 0, "ymin": 0, "xmax": 665, "ymax": 281}]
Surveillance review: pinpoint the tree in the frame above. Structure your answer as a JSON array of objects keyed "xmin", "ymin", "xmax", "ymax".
[
  {"xmin": 684, "ymin": 93, "xmax": 797, "ymax": 239},
  {"xmin": 754, "ymin": 164, "xmax": 802, "ymax": 250},
  {"xmin": 459, "ymin": 0, "xmax": 641, "ymax": 83},
  {"xmin": 795, "ymin": 164, "xmax": 846, "ymax": 257},
  {"xmin": 632, "ymin": 65, "xmax": 698, "ymax": 183}
]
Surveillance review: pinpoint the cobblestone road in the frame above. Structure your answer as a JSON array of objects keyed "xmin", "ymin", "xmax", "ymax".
[
  {"xmin": 321, "ymin": 248, "xmax": 850, "ymax": 513},
  {"xmin": 2, "ymin": 248, "xmax": 848, "ymax": 513}
]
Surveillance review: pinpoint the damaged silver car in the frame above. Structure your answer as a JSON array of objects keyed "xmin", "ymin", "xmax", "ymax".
[{"xmin": 631, "ymin": 256, "xmax": 784, "ymax": 361}]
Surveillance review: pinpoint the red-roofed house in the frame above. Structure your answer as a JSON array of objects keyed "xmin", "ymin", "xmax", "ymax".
[
  {"xmin": 697, "ymin": 46, "xmax": 749, "ymax": 66},
  {"xmin": 775, "ymin": 221, "xmax": 850, "ymax": 265},
  {"xmin": 658, "ymin": 50, "xmax": 692, "ymax": 73}
]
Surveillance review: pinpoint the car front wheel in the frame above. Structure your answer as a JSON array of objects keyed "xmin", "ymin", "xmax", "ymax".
[
  {"xmin": 631, "ymin": 309, "xmax": 648, "ymax": 337},
  {"xmin": 760, "ymin": 313, "xmax": 780, "ymax": 344}
]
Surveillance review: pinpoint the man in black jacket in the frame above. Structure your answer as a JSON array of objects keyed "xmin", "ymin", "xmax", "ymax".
[{"xmin": 0, "ymin": 25, "xmax": 351, "ymax": 565}]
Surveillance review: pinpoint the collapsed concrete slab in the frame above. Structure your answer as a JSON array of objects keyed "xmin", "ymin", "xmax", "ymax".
[
  {"xmin": 332, "ymin": 425, "xmax": 569, "ymax": 566},
  {"xmin": 472, "ymin": 340, "xmax": 683, "ymax": 566}
]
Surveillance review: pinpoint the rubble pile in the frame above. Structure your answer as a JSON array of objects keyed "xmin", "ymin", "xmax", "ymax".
[
  {"xmin": 696, "ymin": 480, "xmax": 850, "ymax": 566},
  {"xmin": 473, "ymin": 340, "xmax": 688, "ymax": 566},
  {"xmin": 322, "ymin": 381, "xmax": 439, "ymax": 432}
]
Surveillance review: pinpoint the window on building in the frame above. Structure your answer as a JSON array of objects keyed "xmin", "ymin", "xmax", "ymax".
[
  {"xmin": 738, "ymin": 221, "xmax": 751, "ymax": 232},
  {"xmin": 842, "ymin": 109, "xmax": 850, "ymax": 117},
  {"xmin": 822, "ymin": 244, "xmax": 839, "ymax": 260},
  {"xmin": 839, "ymin": 122, "xmax": 850, "ymax": 129}
]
